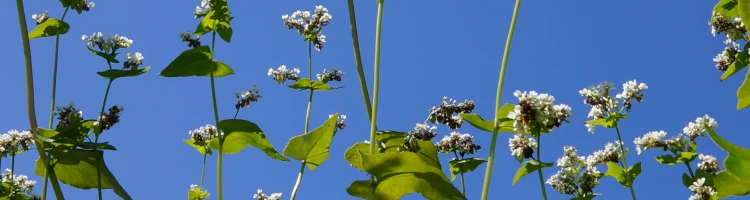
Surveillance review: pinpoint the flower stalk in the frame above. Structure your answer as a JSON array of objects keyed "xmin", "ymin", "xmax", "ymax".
[{"xmin": 368, "ymin": 1, "xmax": 385, "ymax": 199}]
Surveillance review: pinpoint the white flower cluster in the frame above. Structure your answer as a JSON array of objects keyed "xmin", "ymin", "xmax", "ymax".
[
  {"xmin": 189, "ymin": 124, "xmax": 222, "ymax": 143},
  {"xmin": 194, "ymin": 0, "xmax": 212, "ymax": 18},
  {"xmin": 688, "ymin": 178, "xmax": 717, "ymax": 200},
  {"xmin": 281, "ymin": 5, "xmax": 332, "ymax": 51},
  {"xmin": 507, "ymin": 90, "xmax": 572, "ymax": 134},
  {"xmin": 547, "ymin": 146, "xmax": 600, "ymax": 196},
  {"xmin": 253, "ymin": 189, "xmax": 282, "ymax": 200},
  {"xmin": 328, "ymin": 114, "xmax": 347, "ymax": 130},
  {"xmin": 81, "ymin": 32, "xmax": 133, "ymax": 52},
  {"xmin": 124, "ymin": 52, "xmax": 145, "ymax": 69},
  {"xmin": 268, "ymin": 65, "xmax": 301, "ymax": 84},
  {"xmin": 435, "ymin": 132, "xmax": 480, "ymax": 156},
  {"xmin": 31, "ymin": 11, "xmax": 49, "ymax": 25},
  {"xmin": 697, "ymin": 154, "xmax": 720, "ymax": 174},
  {"xmin": 579, "ymin": 80, "xmax": 647, "ymax": 133},
  {"xmin": 508, "ymin": 134, "xmax": 537, "ymax": 161},
  {"xmin": 682, "ymin": 115, "xmax": 718, "ymax": 139},
  {"xmin": 316, "ymin": 68, "xmax": 345, "ymax": 83},
  {"xmin": 709, "ymin": 12, "xmax": 747, "ymax": 71},
  {"xmin": 1, "ymin": 169, "xmax": 36, "ymax": 193},
  {"xmin": 633, "ymin": 130, "xmax": 666, "ymax": 155},
  {"xmin": 587, "ymin": 141, "xmax": 627, "ymax": 164},
  {"xmin": 400, "ymin": 123, "xmax": 439, "ymax": 153},
  {"xmin": 615, "ymin": 80, "xmax": 648, "ymax": 99},
  {"xmin": 0, "ymin": 129, "xmax": 35, "ymax": 156}
]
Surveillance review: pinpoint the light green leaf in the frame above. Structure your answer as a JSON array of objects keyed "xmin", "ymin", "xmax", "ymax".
[
  {"xmin": 29, "ymin": 18, "xmax": 70, "ymax": 39},
  {"xmin": 605, "ymin": 162, "xmax": 632, "ymax": 187},
  {"xmin": 723, "ymin": 50, "xmax": 749, "ymax": 81},
  {"xmin": 655, "ymin": 155, "xmax": 678, "ymax": 165},
  {"xmin": 194, "ymin": 6, "xmax": 233, "ymax": 43},
  {"xmin": 345, "ymin": 180, "xmax": 371, "ymax": 199},
  {"xmin": 738, "ymin": 0, "xmax": 750, "ymax": 32},
  {"xmin": 188, "ymin": 187, "xmax": 211, "ymax": 200},
  {"xmin": 35, "ymin": 149, "xmax": 131, "ymax": 200},
  {"xmin": 512, "ymin": 160, "xmax": 553, "ymax": 185},
  {"xmin": 344, "ymin": 143, "xmax": 370, "ymax": 170},
  {"xmin": 282, "ymin": 113, "xmax": 339, "ymax": 170},
  {"xmin": 655, "ymin": 152, "xmax": 697, "ymax": 165},
  {"xmin": 571, "ymin": 194, "xmax": 598, "ymax": 200},
  {"xmin": 459, "ymin": 103, "xmax": 515, "ymax": 133},
  {"xmin": 344, "ymin": 130, "xmax": 442, "ymax": 171},
  {"xmin": 159, "ymin": 46, "xmax": 234, "ymax": 77},
  {"xmin": 705, "ymin": 127, "xmax": 750, "ymax": 179},
  {"xmin": 183, "ymin": 139, "xmax": 212, "ymax": 155},
  {"xmin": 96, "ymin": 66, "xmax": 150, "ymax": 79},
  {"xmin": 627, "ymin": 162, "xmax": 642, "ymax": 183},
  {"xmin": 737, "ymin": 70, "xmax": 750, "ymax": 110},
  {"xmin": 448, "ymin": 158, "xmax": 486, "ymax": 181},
  {"xmin": 287, "ymin": 78, "xmax": 342, "ymax": 91},
  {"xmin": 208, "ymin": 119, "xmax": 288, "ymax": 161},
  {"xmin": 717, "ymin": 0, "xmax": 740, "ymax": 18},
  {"xmin": 86, "ymin": 46, "xmax": 119, "ymax": 63},
  {"xmin": 350, "ymin": 151, "xmax": 466, "ymax": 200},
  {"xmin": 689, "ymin": 141, "xmax": 698, "ymax": 153},
  {"xmin": 714, "ymin": 171, "xmax": 750, "ymax": 198}
]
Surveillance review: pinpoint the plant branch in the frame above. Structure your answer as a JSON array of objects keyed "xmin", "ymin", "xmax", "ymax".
[
  {"xmin": 453, "ymin": 151, "xmax": 465, "ymax": 195},
  {"xmin": 368, "ymin": 2, "xmax": 385, "ymax": 199},
  {"xmin": 535, "ymin": 133, "xmax": 548, "ymax": 200},
  {"xmin": 208, "ymin": 30, "xmax": 224, "ymax": 200},
  {"xmin": 290, "ymin": 41, "xmax": 316, "ymax": 200}
]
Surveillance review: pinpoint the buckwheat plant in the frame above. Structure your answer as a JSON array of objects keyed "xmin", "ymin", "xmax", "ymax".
[
  {"xmin": 634, "ymin": 115, "xmax": 720, "ymax": 199},
  {"xmin": 546, "ymin": 146, "xmax": 604, "ymax": 199},
  {"xmin": 1, "ymin": 168, "xmax": 39, "ymax": 199},
  {"xmin": 274, "ymin": 6, "xmax": 348, "ymax": 200},
  {"xmin": 579, "ymin": 80, "xmax": 648, "ymax": 200},
  {"xmin": 708, "ymin": 0, "xmax": 750, "ymax": 110},
  {"xmin": 0, "ymin": 129, "xmax": 40, "ymax": 200},
  {"xmin": 435, "ymin": 131, "xmax": 482, "ymax": 195}
]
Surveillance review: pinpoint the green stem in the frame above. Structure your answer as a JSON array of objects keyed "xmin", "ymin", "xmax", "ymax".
[
  {"xmin": 368, "ymin": 2, "xmax": 384, "ymax": 200},
  {"xmin": 14, "ymin": 0, "xmax": 65, "ymax": 199},
  {"xmin": 43, "ymin": 8, "xmax": 69, "ymax": 198},
  {"xmin": 453, "ymin": 151, "xmax": 465, "ymax": 195},
  {"xmin": 95, "ymin": 78, "xmax": 113, "ymax": 200},
  {"xmin": 479, "ymin": 0, "xmax": 520, "ymax": 199},
  {"xmin": 199, "ymin": 151, "xmax": 208, "ymax": 200},
  {"xmin": 614, "ymin": 125, "xmax": 637, "ymax": 200},
  {"xmin": 233, "ymin": 109, "xmax": 240, "ymax": 119},
  {"xmin": 535, "ymin": 134, "xmax": 548, "ymax": 200},
  {"xmin": 290, "ymin": 41, "xmax": 315, "ymax": 200},
  {"xmin": 208, "ymin": 30, "xmax": 223, "ymax": 200},
  {"xmin": 346, "ymin": 0, "xmax": 374, "ymax": 121},
  {"xmin": 684, "ymin": 162, "xmax": 696, "ymax": 180}
]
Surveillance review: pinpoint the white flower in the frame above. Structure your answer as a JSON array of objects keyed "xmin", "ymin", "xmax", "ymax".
[
  {"xmin": 126, "ymin": 52, "xmax": 144, "ymax": 65},
  {"xmin": 508, "ymin": 134, "xmax": 537, "ymax": 161},
  {"xmin": 683, "ymin": 114, "xmax": 718, "ymax": 138},
  {"xmin": 268, "ymin": 65, "xmax": 301, "ymax": 84},
  {"xmin": 194, "ymin": 0, "xmax": 212, "ymax": 18},
  {"xmin": 189, "ymin": 124, "xmax": 222, "ymax": 142},
  {"xmin": 507, "ymin": 90, "xmax": 571, "ymax": 134},
  {"xmin": 633, "ymin": 130, "xmax": 666, "ymax": 155},
  {"xmin": 688, "ymin": 178, "xmax": 717, "ymax": 200},
  {"xmin": 547, "ymin": 146, "xmax": 600, "ymax": 196},
  {"xmin": 108, "ymin": 34, "xmax": 133, "ymax": 49},
  {"xmin": 31, "ymin": 11, "xmax": 49, "ymax": 24},
  {"xmin": 615, "ymin": 80, "xmax": 648, "ymax": 99},
  {"xmin": 1, "ymin": 169, "xmax": 36, "ymax": 193},
  {"xmin": 588, "ymin": 141, "xmax": 627, "ymax": 164},
  {"xmin": 253, "ymin": 189, "xmax": 282, "ymax": 200},
  {"xmin": 435, "ymin": 132, "xmax": 480, "ymax": 155},
  {"xmin": 697, "ymin": 154, "xmax": 720, "ymax": 173}
]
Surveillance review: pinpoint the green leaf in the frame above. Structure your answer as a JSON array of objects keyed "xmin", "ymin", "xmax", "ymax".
[
  {"xmin": 350, "ymin": 151, "xmax": 467, "ymax": 200},
  {"xmin": 627, "ymin": 162, "xmax": 642, "ymax": 183},
  {"xmin": 287, "ymin": 78, "xmax": 342, "ymax": 91},
  {"xmin": 738, "ymin": 0, "xmax": 750, "ymax": 32},
  {"xmin": 714, "ymin": 171, "xmax": 750, "ymax": 198},
  {"xmin": 344, "ymin": 143, "xmax": 371, "ymax": 170},
  {"xmin": 571, "ymin": 194, "xmax": 598, "ymax": 200},
  {"xmin": 216, "ymin": 22, "xmax": 233, "ymax": 43},
  {"xmin": 78, "ymin": 142, "xmax": 117, "ymax": 151},
  {"xmin": 35, "ymin": 149, "xmax": 132, "ymax": 200},
  {"xmin": 717, "ymin": 0, "xmax": 740, "ymax": 18},
  {"xmin": 605, "ymin": 162, "xmax": 635, "ymax": 187},
  {"xmin": 194, "ymin": 8, "xmax": 233, "ymax": 43},
  {"xmin": 655, "ymin": 155, "xmax": 678, "ymax": 165},
  {"xmin": 655, "ymin": 152, "xmax": 697, "ymax": 165},
  {"xmin": 344, "ymin": 130, "xmax": 443, "ymax": 171},
  {"xmin": 722, "ymin": 50, "xmax": 749, "ymax": 81},
  {"xmin": 188, "ymin": 187, "xmax": 211, "ymax": 200},
  {"xmin": 682, "ymin": 173, "xmax": 693, "ymax": 188},
  {"xmin": 512, "ymin": 160, "xmax": 553, "ymax": 185},
  {"xmin": 159, "ymin": 46, "xmax": 235, "ymax": 77},
  {"xmin": 737, "ymin": 70, "xmax": 750, "ymax": 110},
  {"xmin": 448, "ymin": 158, "xmax": 487, "ymax": 180},
  {"xmin": 688, "ymin": 141, "xmax": 698, "ymax": 153},
  {"xmin": 705, "ymin": 127, "xmax": 750, "ymax": 179},
  {"xmin": 86, "ymin": 46, "xmax": 119, "ymax": 63},
  {"xmin": 282, "ymin": 113, "xmax": 339, "ymax": 170},
  {"xmin": 207, "ymin": 119, "xmax": 288, "ymax": 161},
  {"xmin": 183, "ymin": 139, "xmax": 212, "ymax": 155},
  {"xmin": 28, "ymin": 18, "xmax": 70, "ymax": 39},
  {"xmin": 459, "ymin": 103, "xmax": 515, "ymax": 133},
  {"xmin": 96, "ymin": 67, "xmax": 150, "ymax": 79},
  {"xmin": 345, "ymin": 180, "xmax": 371, "ymax": 199}
]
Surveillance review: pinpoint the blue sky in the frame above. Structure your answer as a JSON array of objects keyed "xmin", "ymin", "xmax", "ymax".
[{"xmin": 2, "ymin": 0, "xmax": 749, "ymax": 199}]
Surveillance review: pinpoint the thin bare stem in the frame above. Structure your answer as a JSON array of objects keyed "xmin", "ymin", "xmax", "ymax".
[{"xmin": 368, "ymin": 2, "xmax": 385, "ymax": 199}]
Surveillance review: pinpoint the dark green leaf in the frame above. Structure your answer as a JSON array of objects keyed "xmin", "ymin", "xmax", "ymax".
[
  {"xmin": 96, "ymin": 67, "xmax": 150, "ymax": 79},
  {"xmin": 656, "ymin": 153, "xmax": 697, "ymax": 165},
  {"xmin": 714, "ymin": 171, "xmax": 750, "ymax": 198},
  {"xmin": 655, "ymin": 155, "xmax": 678, "ymax": 165},
  {"xmin": 287, "ymin": 78, "xmax": 342, "ymax": 91},
  {"xmin": 716, "ymin": 0, "xmax": 740, "ymax": 18},
  {"xmin": 86, "ymin": 46, "xmax": 119, "ymax": 63},
  {"xmin": 207, "ymin": 119, "xmax": 288, "ymax": 161},
  {"xmin": 352, "ymin": 151, "xmax": 466, "ymax": 200},
  {"xmin": 705, "ymin": 127, "xmax": 750, "ymax": 179},
  {"xmin": 282, "ymin": 113, "xmax": 339, "ymax": 170},
  {"xmin": 448, "ymin": 158, "xmax": 487, "ymax": 180},
  {"xmin": 345, "ymin": 180, "xmax": 371, "ymax": 199},
  {"xmin": 29, "ymin": 18, "xmax": 70, "ymax": 39},
  {"xmin": 184, "ymin": 139, "xmax": 212, "ymax": 155},
  {"xmin": 512, "ymin": 160, "xmax": 553, "ymax": 185},
  {"xmin": 345, "ymin": 131, "xmax": 442, "ymax": 171},
  {"xmin": 737, "ymin": 70, "xmax": 750, "ymax": 110},
  {"xmin": 738, "ymin": 0, "xmax": 750, "ymax": 33},
  {"xmin": 78, "ymin": 142, "xmax": 117, "ymax": 151},
  {"xmin": 188, "ymin": 187, "xmax": 211, "ymax": 200},
  {"xmin": 159, "ymin": 46, "xmax": 234, "ymax": 77},
  {"xmin": 459, "ymin": 104, "xmax": 515, "ymax": 133},
  {"xmin": 216, "ymin": 22, "xmax": 232, "ymax": 43},
  {"xmin": 35, "ymin": 150, "xmax": 132, "ymax": 200},
  {"xmin": 682, "ymin": 173, "xmax": 693, "ymax": 188}
]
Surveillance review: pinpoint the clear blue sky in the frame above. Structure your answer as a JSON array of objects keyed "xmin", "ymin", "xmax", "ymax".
[{"xmin": 2, "ymin": 0, "xmax": 749, "ymax": 199}]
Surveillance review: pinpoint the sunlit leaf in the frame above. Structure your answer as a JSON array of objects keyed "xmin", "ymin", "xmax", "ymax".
[
  {"xmin": 184, "ymin": 139, "xmax": 212, "ymax": 155},
  {"xmin": 714, "ymin": 171, "xmax": 750, "ymax": 198},
  {"xmin": 282, "ymin": 113, "xmax": 339, "ymax": 170},
  {"xmin": 35, "ymin": 149, "xmax": 131, "ymax": 200},
  {"xmin": 512, "ymin": 160, "xmax": 553, "ymax": 185},
  {"xmin": 705, "ymin": 128, "xmax": 750, "ymax": 179},
  {"xmin": 287, "ymin": 78, "xmax": 342, "ymax": 91},
  {"xmin": 29, "ymin": 18, "xmax": 70, "ymax": 39},
  {"xmin": 448, "ymin": 158, "xmax": 487, "ymax": 181},
  {"xmin": 159, "ymin": 46, "xmax": 234, "ymax": 77},
  {"xmin": 605, "ymin": 162, "xmax": 641, "ymax": 188},
  {"xmin": 208, "ymin": 119, "xmax": 288, "ymax": 161},
  {"xmin": 737, "ymin": 70, "xmax": 750, "ymax": 110},
  {"xmin": 188, "ymin": 187, "xmax": 211, "ymax": 200},
  {"xmin": 717, "ymin": 0, "xmax": 740, "ymax": 18}
]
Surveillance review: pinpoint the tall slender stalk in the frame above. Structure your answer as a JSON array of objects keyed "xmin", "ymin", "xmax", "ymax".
[
  {"xmin": 453, "ymin": 152, "xmax": 466, "ymax": 195},
  {"xmin": 14, "ymin": 0, "xmax": 65, "ymax": 199},
  {"xmin": 289, "ymin": 41, "xmax": 315, "ymax": 200},
  {"xmin": 368, "ymin": 2, "xmax": 385, "ymax": 199},
  {"xmin": 479, "ymin": 0, "xmax": 521, "ymax": 199},
  {"xmin": 614, "ymin": 125, "xmax": 637, "ymax": 200},
  {"xmin": 43, "ymin": 7, "xmax": 70, "ymax": 198},
  {"xmin": 346, "ymin": 0, "xmax": 374, "ymax": 120},
  {"xmin": 95, "ymin": 78, "xmax": 113, "ymax": 200},
  {"xmin": 208, "ymin": 30, "xmax": 224, "ymax": 200},
  {"xmin": 535, "ymin": 134, "xmax": 548, "ymax": 200}
]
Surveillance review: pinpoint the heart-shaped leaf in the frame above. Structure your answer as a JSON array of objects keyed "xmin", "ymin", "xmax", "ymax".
[
  {"xmin": 208, "ymin": 119, "xmax": 288, "ymax": 161},
  {"xmin": 512, "ymin": 160, "xmax": 553, "ymax": 185},
  {"xmin": 705, "ymin": 128, "xmax": 750, "ymax": 179},
  {"xmin": 35, "ymin": 149, "xmax": 131, "ymax": 200},
  {"xmin": 448, "ymin": 158, "xmax": 487, "ymax": 181},
  {"xmin": 159, "ymin": 46, "xmax": 234, "ymax": 77},
  {"xmin": 282, "ymin": 113, "xmax": 339, "ymax": 170},
  {"xmin": 459, "ymin": 103, "xmax": 515, "ymax": 133},
  {"xmin": 184, "ymin": 139, "xmax": 212, "ymax": 155},
  {"xmin": 345, "ymin": 131, "xmax": 441, "ymax": 170},
  {"xmin": 287, "ymin": 78, "xmax": 342, "ymax": 91},
  {"xmin": 29, "ymin": 18, "xmax": 70, "ymax": 39},
  {"xmin": 714, "ymin": 171, "xmax": 750, "ymax": 198}
]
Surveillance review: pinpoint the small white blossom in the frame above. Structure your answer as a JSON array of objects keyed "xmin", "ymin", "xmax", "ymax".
[
  {"xmin": 253, "ymin": 189, "xmax": 282, "ymax": 200},
  {"xmin": 268, "ymin": 65, "xmax": 301, "ymax": 84},
  {"xmin": 194, "ymin": 0, "xmax": 212, "ymax": 18},
  {"xmin": 108, "ymin": 34, "xmax": 133, "ymax": 49},
  {"xmin": 435, "ymin": 132, "xmax": 481, "ymax": 156},
  {"xmin": 31, "ymin": 11, "xmax": 49, "ymax": 25},
  {"xmin": 615, "ymin": 80, "xmax": 648, "ymax": 99},
  {"xmin": 547, "ymin": 146, "xmax": 600, "ymax": 196},
  {"xmin": 688, "ymin": 178, "xmax": 717, "ymax": 200},
  {"xmin": 588, "ymin": 141, "xmax": 627, "ymax": 164},
  {"xmin": 508, "ymin": 134, "xmax": 537, "ymax": 161},
  {"xmin": 189, "ymin": 124, "xmax": 222, "ymax": 143},
  {"xmin": 683, "ymin": 114, "xmax": 718, "ymax": 139},
  {"xmin": 125, "ymin": 52, "xmax": 144, "ymax": 69},
  {"xmin": 507, "ymin": 90, "xmax": 571, "ymax": 134},
  {"xmin": 697, "ymin": 154, "xmax": 720, "ymax": 173},
  {"xmin": 633, "ymin": 130, "xmax": 667, "ymax": 155},
  {"xmin": 1, "ymin": 169, "xmax": 36, "ymax": 193}
]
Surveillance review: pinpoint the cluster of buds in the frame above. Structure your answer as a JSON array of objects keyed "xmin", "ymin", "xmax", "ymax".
[
  {"xmin": 54, "ymin": 104, "xmax": 84, "ymax": 129},
  {"xmin": 194, "ymin": 0, "xmax": 212, "ymax": 19},
  {"xmin": 547, "ymin": 146, "xmax": 601, "ymax": 197},
  {"xmin": 689, "ymin": 178, "xmax": 717, "ymax": 200},
  {"xmin": 508, "ymin": 134, "xmax": 536, "ymax": 161},
  {"xmin": 0, "ymin": 130, "xmax": 35, "ymax": 157},
  {"xmin": 587, "ymin": 141, "xmax": 627, "ymax": 164},
  {"xmin": 253, "ymin": 189, "xmax": 282, "ymax": 200},
  {"xmin": 1, "ymin": 169, "xmax": 36, "ymax": 194},
  {"xmin": 95, "ymin": 105, "xmax": 124, "ymax": 132},
  {"xmin": 328, "ymin": 114, "xmax": 347, "ymax": 131},
  {"xmin": 124, "ymin": 52, "xmax": 144, "ymax": 70},
  {"xmin": 634, "ymin": 115, "xmax": 718, "ymax": 155},
  {"xmin": 399, "ymin": 123, "xmax": 438, "ymax": 153},
  {"xmin": 31, "ymin": 11, "xmax": 49, "ymax": 25},
  {"xmin": 579, "ymin": 80, "xmax": 647, "ymax": 133},
  {"xmin": 435, "ymin": 132, "xmax": 481, "ymax": 157},
  {"xmin": 235, "ymin": 86, "xmax": 262, "ymax": 110},
  {"xmin": 268, "ymin": 65, "xmax": 300, "ymax": 84},
  {"xmin": 81, "ymin": 32, "xmax": 133, "ymax": 53},
  {"xmin": 428, "ymin": 97, "xmax": 475, "ymax": 130},
  {"xmin": 189, "ymin": 124, "xmax": 222, "ymax": 143},
  {"xmin": 316, "ymin": 68, "xmax": 344, "ymax": 83},
  {"xmin": 281, "ymin": 5, "xmax": 332, "ymax": 51},
  {"xmin": 709, "ymin": 12, "xmax": 747, "ymax": 71},
  {"xmin": 180, "ymin": 32, "xmax": 202, "ymax": 48},
  {"xmin": 508, "ymin": 90, "xmax": 572, "ymax": 134}
]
